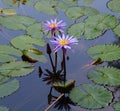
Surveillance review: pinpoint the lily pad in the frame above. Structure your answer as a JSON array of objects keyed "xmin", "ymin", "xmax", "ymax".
[
  {"xmin": 62, "ymin": 0, "xmax": 78, "ymax": 6},
  {"xmin": 0, "ymin": 8, "xmax": 16, "ymax": 16},
  {"xmin": 81, "ymin": 0, "xmax": 94, "ymax": 4},
  {"xmin": 0, "ymin": 106, "xmax": 9, "ymax": 111},
  {"xmin": 0, "ymin": 79, "xmax": 19, "ymax": 98},
  {"xmin": 69, "ymin": 84, "xmax": 113, "ymax": 109},
  {"xmin": 84, "ymin": 14, "xmax": 119, "ymax": 39},
  {"xmin": 67, "ymin": 22, "xmax": 85, "ymax": 38},
  {"xmin": 22, "ymin": 49, "xmax": 47, "ymax": 63},
  {"xmin": 87, "ymin": 44, "xmax": 120, "ymax": 61},
  {"xmin": 34, "ymin": 0, "xmax": 58, "ymax": 15},
  {"xmin": 88, "ymin": 66, "xmax": 120, "ymax": 86},
  {"xmin": 0, "ymin": 15, "xmax": 36, "ymax": 30},
  {"xmin": 57, "ymin": 0, "xmax": 78, "ymax": 12},
  {"xmin": 0, "ymin": 44, "xmax": 22, "ymax": 56},
  {"xmin": 26, "ymin": 23, "xmax": 43, "ymax": 39},
  {"xmin": 0, "ymin": 45, "xmax": 22, "ymax": 62},
  {"xmin": 34, "ymin": 0, "xmax": 78, "ymax": 15},
  {"xmin": 0, "ymin": 54, "xmax": 16, "ymax": 63},
  {"xmin": 11, "ymin": 35, "xmax": 45, "ymax": 50},
  {"xmin": 0, "ymin": 61, "xmax": 34, "ymax": 77},
  {"xmin": 113, "ymin": 24, "xmax": 120, "ymax": 37},
  {"xmin": 107, "ymin": 0, "xmax": 120, "ymax": 13},
  {"xmin": 113, "ymin": 103, "xmax": 120, "ymax": 111},
  {"xmin": 0, "ymin": 75, "xmax": 9, "ymax": 84},
  {"xmin": 66, "ymin": 6, "xmax": 99, "ymax": 20}
]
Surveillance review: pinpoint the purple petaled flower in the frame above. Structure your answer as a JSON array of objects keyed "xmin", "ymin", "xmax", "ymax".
[
  {"xmin": 42, "ymin": 19, "xmax": 66, "ymax": 37},
  {"xmin": 50, "ymin": 34, "xmax": 79, "ymax": 55}
]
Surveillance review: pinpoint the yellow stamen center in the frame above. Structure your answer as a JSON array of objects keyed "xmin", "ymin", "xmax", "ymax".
[
  {"xmin": 50, "ymin": 23, "xmax": 58, "ymax": 28},
  {"xmin": 59, "ymin": 40, "xmax": 68, "ymax": 45}
]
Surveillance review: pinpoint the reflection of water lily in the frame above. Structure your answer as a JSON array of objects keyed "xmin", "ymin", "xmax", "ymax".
[
  {"xmin": 42, "ymin": 19, "xmax": 66, "ymax": 36},
  {"xmin": 50, "ymin": 34, "xmax": 78, "ymax": 54}
]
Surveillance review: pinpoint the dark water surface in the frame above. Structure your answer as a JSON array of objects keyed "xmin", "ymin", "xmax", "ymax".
[{"xmin": 0, "ymin": 0, "xmax": 119, "ymax": 111}]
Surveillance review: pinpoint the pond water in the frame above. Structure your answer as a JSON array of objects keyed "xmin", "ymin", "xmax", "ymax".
[{"xmin": 0, "ymin": 0, "xmax": 120, "ymax": 111}]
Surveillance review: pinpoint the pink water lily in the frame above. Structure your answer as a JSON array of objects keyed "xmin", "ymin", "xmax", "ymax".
[
  {"xmin": 50, "ymin": 34, "xmax": 78, "ymax": 55},
  {"xmin": 42, "ymin": 19, "xmax": 66, "ymax": 37}
]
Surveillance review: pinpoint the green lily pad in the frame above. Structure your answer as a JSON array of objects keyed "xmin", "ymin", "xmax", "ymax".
[
  {"xmin": 87, "ymin": 44, "xmax": 120, "ymax": 61},
  {"xmin": 0, "ymin": 75, "xmax": 9, "ymax": 84},
  {"xmin": 34, "ymin": 0, "xmax": 58, "ymax": 15},
  {"xmin": 26, "ymin": 23, "xmax": 43, "ymax": 39},
  {"xmin": 113, "ymin": 103, "xmax": 120, "ymax": 111},
  {"xmin": 62, "ymin": 0, "xmax": 78, "ymax": 6},
  {"xmin": 0, "ymin": 54, "xmax": 16, "ymax": 63},
  {"xmin": 113, "ymin": 24, "xmax": 120, "ymax": 37},
  {"xmin": 53, "ymin": 80, "xmax": 75, "ymax": 93},
  {"xmin": 0, "ymin": 61, "xmax": 34, "ymax": 77},
  {"xmin": 84, "ymin": 14, "xmax": 119, "ymax": 39},
  {"xmin": 57, "ymin": 0, "xmax": 78, "ymax": 12},
  {"xmin": 81, "ymin": 0, "xmax": 94, "ymax": 4},
  {"xmin": 107, "ymin": 0, "xmax": 120, "ymax": 13},
  {"xmin": 34, "ymin": 0, "xmax": 78, "ymax": 15},
  {"xmin": 67, "ymin": 22, "xmax": 85, "ymax": 38},
  {"xmin": 69, "ymin": 84, "xmax": 113, "ymax": 109},
  {"xmin": 22, "ymin": 49, "xmax": 47, "ymax": 63},
  {"xmin": 0, "ymin": 15, "xmax": 36, "ymax": 30},
  {"xmin": 11, "ymin": 35, "xmax": 45, "ymax": 50},
  {"xmin": 0, "ymin": 45, "xmax": 22, "ymax": 62},
  {"xmin": 0, "ymin": 79, "xmax": 19, "ymax": 98},
  {"xmin": 0, "ymin": 44, "xmax": 22, "ymax": 56},
  {"xmin": 88, "ymin": 66, "xmax": 120, "ymax": 86},
  {"xmin": 0, "ymin": 8, "xmax": 16, "ymax": 16},
  {"xmin": 0, "ymin": 106, "xmax": 9, "ymax": 111},
  {"xmin": 66, "ymin": 6, "xmax": 99, "ymax": 20}
]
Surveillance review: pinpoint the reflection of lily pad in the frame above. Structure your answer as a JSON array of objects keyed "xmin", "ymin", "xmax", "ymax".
[
  {"xmin": 53, "ymin": 80, "xmax": 75, "ymax": 93},
  {"xmin": 11, "ymin": 35, "xmax": 45, "ymax": 50},
  {"xmin": 0, "ymin": 15, "xmax": 36, "ymax": 30},
  {"xmin": 87, "ymin": 44, "xmax": 120, "ymax": 61},
  {"xmin": 88, "ymin": 66, "xmax": 120, "ymax": 86},
  {"xmin": 22, "ymin": 49, "xmax": 47, "ymax": 63},
  {"xmin": 0, "ymin": 79, "xmax": 19, "ymax": 98},
  {"xmin": 69, "ymin": 84, "xmax": 113, "ymax": 109},
  {"xmin": 0, "ymin": 61, "xmax": 34, "ymax": 77},
  {"xmin": 107, "ymin": 0, "xmax": 120, "ymax": 13},
  {"xmin": 113, "ymin": 102, "xmax": 120, "ymax": 111},
  {"xmin": 0, "ymin": 106, "xmax": 9, "ymax": 111},
  {"xmin": 66, "ymin": 6, "xmax": 99, "ymax": 20}
]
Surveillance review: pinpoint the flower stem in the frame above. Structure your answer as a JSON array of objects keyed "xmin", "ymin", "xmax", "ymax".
[{"xmin": 62, "ymin": 50, "xmax": 66, "ymax": 83}]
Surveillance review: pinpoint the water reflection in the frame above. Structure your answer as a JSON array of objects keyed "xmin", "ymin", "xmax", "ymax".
[
  {"xmin": 54, "ymin": 95, "xmax": 75, "ymax": 111},
  {"xmin": 39, "ymin": 43, "xmax": 75, "ymax": 111}
]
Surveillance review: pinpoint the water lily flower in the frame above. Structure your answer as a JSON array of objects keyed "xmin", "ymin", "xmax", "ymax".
[
  {"xmin": 42, "ymin": 19, "xmax": 66, "ymax": 37},
  {"xmin": 50, "ymin": 34, "xmax": 78, "ymax": 55}
]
